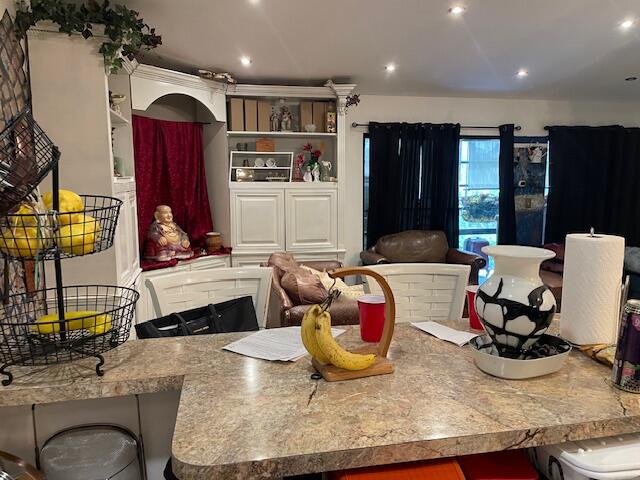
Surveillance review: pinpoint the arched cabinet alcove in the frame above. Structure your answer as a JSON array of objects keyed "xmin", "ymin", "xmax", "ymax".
[
  {"xmin": 130, "ymin": 64, "xmax": 226, "ymax": 122},
  {"xmin": 128, "ymin": 69, "xmax": 232, "ymax": 323}
]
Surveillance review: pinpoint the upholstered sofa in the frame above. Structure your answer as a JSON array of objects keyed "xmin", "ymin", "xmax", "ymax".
[
  {"xmin": 361, "ymin": 230, "xmax": 487, "ymax": 285},
  {"xmin": 265, "ymin": 260, "xmax": 360, "ymax": 328}
]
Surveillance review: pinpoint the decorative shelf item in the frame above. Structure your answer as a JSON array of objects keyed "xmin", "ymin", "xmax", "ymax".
[
  {"xmin": 229, "ymin": 151, "xmax": 293, "ymax": 183},
  {"xmin": 0, "ymin": 110, "xmax": 60, "ymax": 216}
]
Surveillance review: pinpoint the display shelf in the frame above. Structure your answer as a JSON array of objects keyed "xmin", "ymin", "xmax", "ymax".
[
  {"xmin": 231, "ymin": 166, "xmax": 291, "ymax": 170},
  {"xmin": 229, "ymin": 181, "xmax": 337, "ymax": 190},
  {"xmin": 227, "ymin": 131, "xmax": 336, "ymax": 138},
  {"xmin": 109, "ymin": 108, "xmax": 129, "ymax": 126},
  {"xmin": 230, "ymin": 151, "xmax": 294, "ymax": 183},
  {"xmin": 230, "ymin": 151, "xmax": 294, "ymax": 154},
  {"xmin": 112, "ymin": 176, "xmax": 135, "ymax": 183}
]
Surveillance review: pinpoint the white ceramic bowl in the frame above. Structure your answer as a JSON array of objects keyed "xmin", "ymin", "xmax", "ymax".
[{"xmin": 469, "ymin": 334, "xmax": 571, "ymax": 379}]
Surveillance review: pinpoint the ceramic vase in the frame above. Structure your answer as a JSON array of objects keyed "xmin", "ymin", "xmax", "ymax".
[
  {"xmin": 474, "ymin": 245, "xmax": 557, "ymax": 357},
  {"xmin": 205, "ymin": 232, "xmax": 222, "ymax": 253}
]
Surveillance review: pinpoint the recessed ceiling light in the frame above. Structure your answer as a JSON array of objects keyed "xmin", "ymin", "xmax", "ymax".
[
  {"xmin": 620, "ymin": 19, "xmax": 635, "ymax": 30},
  {"xmin": 516, "ymin": 69, "xmax": 529, "ymax": 78},
  {"xmin": 625, "ymin": 76, "xmax": 638, "ymax": 81},
  {"xmin": 240, "ymin": 56, "xmax": 252, "ymax": 67},
  {"xmin": 448, "ymin": 5, "xmax": 466, "ymax": 15},
  {"xmin": 385, "ymin": 63, "xmax": 396, "ymax": 72}
]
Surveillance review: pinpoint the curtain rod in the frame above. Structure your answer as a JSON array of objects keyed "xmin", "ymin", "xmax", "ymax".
[{"xmin": 351, "ymin": 122, "xmax": 521, "ymax": 131}]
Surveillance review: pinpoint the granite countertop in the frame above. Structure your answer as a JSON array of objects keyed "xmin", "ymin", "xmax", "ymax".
[{"xmin": 2, "ymin": 322, "xmax": 640, "ymax": 479}]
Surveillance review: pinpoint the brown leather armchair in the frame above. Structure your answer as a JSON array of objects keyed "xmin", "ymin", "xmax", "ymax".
[
  {"xmin": 361, "ymin": 230, "xmax": 487, "ymax": 284},
  {"xmin": 265, "ymin": 260, "xmax": 360, "ymax": 328}
]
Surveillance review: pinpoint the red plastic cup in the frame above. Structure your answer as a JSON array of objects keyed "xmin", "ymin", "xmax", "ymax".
[
  {"xmin": 466, "ymin": 285, "xmax": 483, "ymax": 331},
  {"xmin": 357, "ymin": 294, "xmax": 386, "ymax": 342}
]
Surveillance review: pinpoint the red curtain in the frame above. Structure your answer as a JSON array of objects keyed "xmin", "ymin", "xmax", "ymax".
[{"xmin": 132, "ymin": 115, "xmax": 213, "ymax": 251}]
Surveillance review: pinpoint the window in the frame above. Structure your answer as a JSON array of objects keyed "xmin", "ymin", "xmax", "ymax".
[
  {"xmin": 458, "ymin": 137, "xmax": 500, "ymax": 251},
  {"xmin": 363, "ymin": 135, "xmax": 500, "ymax": 250},
  {"xmin": 363, "ymin": 135, "xmax": 370, "ymax": 248}
]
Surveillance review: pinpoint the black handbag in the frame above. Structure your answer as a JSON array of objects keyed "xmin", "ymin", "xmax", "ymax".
[{"xmin": 135, "ymin": 296, "xmax": 259, "ymax": 339}]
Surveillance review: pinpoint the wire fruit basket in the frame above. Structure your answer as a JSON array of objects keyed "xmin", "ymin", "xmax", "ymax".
[
  {"xmin": 0, "ymin": 109, "xmax": 60, "ymax": 215},
  {"xmin": 0, "ymin": 195, "xmax": 122, "ymax": 260},
  {"xmin": 0, "ymin": 285, "xmax": 139, "ymax": 386}
]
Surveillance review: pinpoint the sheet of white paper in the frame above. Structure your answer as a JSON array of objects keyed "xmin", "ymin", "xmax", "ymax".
[
  {"xmin": 411, "ymin": 321, "xmax": 479, "ymax": 347},
  {"xmin": 223, "ymin": 326, "xmax": 345, "ymax": 361}
]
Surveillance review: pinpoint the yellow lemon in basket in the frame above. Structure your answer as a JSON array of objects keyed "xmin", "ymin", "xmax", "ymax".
[
  {"xmin": 12, "ymin": 203, "xmax": 39, "ymax": 227},
  {"xmin": 56, "ymin": 222, "xmax": 98, "ymax": 256},
  {"xmin": 0, "ymin": 229, "xmax": 16, "ymax": 256},
  {"xmin": 73, "ymin": 214, "xmax": 99, "ymax": 233},
  {"xmin": 0, "ymin": 227, "xmax": 46, "ymax": 257},
  {"xmin": 33, "ymin": 311, "xmax": 112, "ymax": 335},
  {"xmin": 43, "ymin": 189, "xmax": 84, "ymax": 225}
]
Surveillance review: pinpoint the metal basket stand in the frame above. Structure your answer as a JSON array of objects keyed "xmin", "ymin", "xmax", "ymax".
[{"xmin": 0, "ymin": 112, "xmax": 138, "ymax": 386}]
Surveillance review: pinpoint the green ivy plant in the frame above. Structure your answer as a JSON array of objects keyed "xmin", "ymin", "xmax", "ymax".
[{"xmin": 14, "ymin": 0, "xmax": 162, "ymax": 73}]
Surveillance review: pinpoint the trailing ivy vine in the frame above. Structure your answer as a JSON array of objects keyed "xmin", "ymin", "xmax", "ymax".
[{"xmin": 14, "ymin": 0, "xmax": 162, "ymax": 73}]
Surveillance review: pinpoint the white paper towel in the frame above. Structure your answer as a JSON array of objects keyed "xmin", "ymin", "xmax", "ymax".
[{"xmin": 560, "ymin": 233, "xmax": 625, "ymax": 345}]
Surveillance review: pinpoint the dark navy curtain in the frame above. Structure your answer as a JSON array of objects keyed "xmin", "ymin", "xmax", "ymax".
[
  {"xmin": 545, "ymin": 125, "xmax": 640, "ymax": 246},
  {"xmin": 366, "ymin": 122, "xmax": 461, "ymax": 247},
  {"xmin": 498, "ymin": 124, "xmax": 516, "ymax": 244}
]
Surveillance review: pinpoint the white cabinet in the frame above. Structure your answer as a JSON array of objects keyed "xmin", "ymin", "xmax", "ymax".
[
  {"xmin": 230, "ymin": 185, "xmax": 343, "ymax": 265},
  {"xmin": 231, "ymin": 190, "xmax": 285, "ymax": 252},
  {"xmin": 286, "ymin": 189, "xmax": 337, "ymax": 251},
  {"xmin": 114, "ymin": 181, "xmax": 140, "ymax": 285},
  {"xmin": 29, "ymin": 27, "xmax": 141, "ymax": 289}
]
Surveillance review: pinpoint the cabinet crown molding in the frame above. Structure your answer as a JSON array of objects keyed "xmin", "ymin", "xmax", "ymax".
[
  {"xmin": 324, "ymin": 81, "xmax": 357, "ymax": 98},
  {"xmin": 227, "ymin": 84, "xmax": 336, "ymax": 99},
  {"xmin": 132, "ymin": 64, "xmax": 227, "ymax": 94}
]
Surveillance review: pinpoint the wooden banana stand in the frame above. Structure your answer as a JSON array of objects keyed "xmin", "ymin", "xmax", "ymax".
[{"xmin": 312, "ymin": 267, "xmax": 396, "ymax": 382}]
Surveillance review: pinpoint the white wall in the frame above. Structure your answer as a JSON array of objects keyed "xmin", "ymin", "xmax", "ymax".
[
  {"xmin": 197, "ymin": 103, "xmax": 230, "ymax": 245},
  {"xmin": 344, "ymin": 95, "xmax": 640, "ymax": 265}
]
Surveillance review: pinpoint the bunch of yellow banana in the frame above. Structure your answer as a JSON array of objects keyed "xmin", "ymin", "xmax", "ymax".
[
  {"xmin": 33, "ymin": 310, "xmax": 112, "ymax": 336},
  {"xmin": 301, "ymin": 304, "xmax": 376, "ymax": 371}
]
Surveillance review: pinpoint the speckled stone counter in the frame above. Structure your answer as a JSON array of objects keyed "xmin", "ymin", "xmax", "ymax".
[{"xmin": 2, "ymin": 322, "xmax": 639, "ymax": 479}]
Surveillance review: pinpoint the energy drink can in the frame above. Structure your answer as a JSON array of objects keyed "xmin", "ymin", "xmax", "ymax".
[{"xmin": 612, "ymin": 299, "xmax": 640, "ymax": 393}]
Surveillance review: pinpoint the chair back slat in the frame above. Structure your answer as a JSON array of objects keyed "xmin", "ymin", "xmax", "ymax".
[
  {"xmin": 146, "ymin": 267, "xmax": 272, "ymax": 328},
  {"xmin": 364, "ymin": 263, "xmax": 469, "ymax": 323}
]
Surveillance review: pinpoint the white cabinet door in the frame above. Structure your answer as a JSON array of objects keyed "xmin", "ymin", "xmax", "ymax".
[
  {"xmin": 285, "ymin": 190, "xmax": 337, "ymax": 251},
  {"xmin": 115, "ymin": 189, "xmax": 140, "ymax": 285},
  {"xmin": 231, "ymin": 190, "xmax": 285, "ymax": 252}
]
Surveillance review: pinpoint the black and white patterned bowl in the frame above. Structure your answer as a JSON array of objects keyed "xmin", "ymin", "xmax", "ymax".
[{"xmin": 470, "ymin": 334, "xmax": 572, "ymax": 379}]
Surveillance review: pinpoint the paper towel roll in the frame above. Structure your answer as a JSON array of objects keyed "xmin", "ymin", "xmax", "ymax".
[{"xmin": 560, "ymin": 233, "xmax": 625, "ymax": 345}]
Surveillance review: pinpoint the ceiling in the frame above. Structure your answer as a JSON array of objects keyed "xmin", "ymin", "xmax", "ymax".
[{"xmin": 126, "ymin": 0, "xmax": 640, "ymax": 100}]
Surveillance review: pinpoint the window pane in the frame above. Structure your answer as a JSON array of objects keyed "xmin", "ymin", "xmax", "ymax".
[
  {"xmin": 363, "ymin": 137, "xmax": 370, "ymax": 248},
  {"xmin": 459, "ymin": 138, "xmax": 500, "ymax": 278}
]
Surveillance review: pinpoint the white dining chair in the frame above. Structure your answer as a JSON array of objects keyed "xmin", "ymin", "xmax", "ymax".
[
  {"xmin": 363, "ymin": 263, "xmax": 470, "ymax": 323},
  {"xmin": 145, "ymin": 267, "xmax": 272, "ymax": 328}
]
